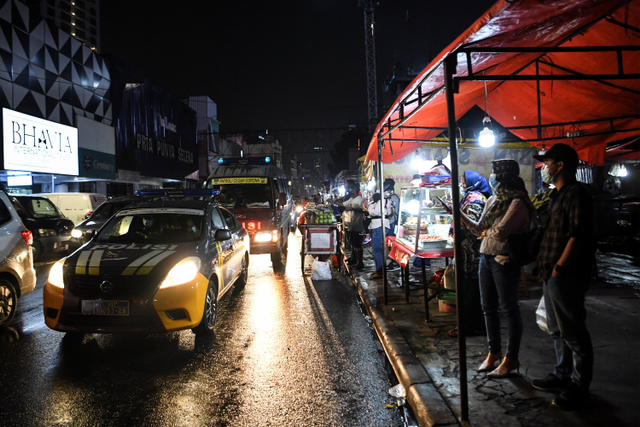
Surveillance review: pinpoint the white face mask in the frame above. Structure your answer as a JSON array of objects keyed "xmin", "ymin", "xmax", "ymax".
[{"xmin": 541, "ymin": 163, "xmax": 559, "ymax": 184}]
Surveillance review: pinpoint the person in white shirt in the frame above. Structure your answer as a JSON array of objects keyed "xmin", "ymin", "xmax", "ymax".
[{"xmin": 363, "ymin": 192, "xmax": 393, "ymax": 279}]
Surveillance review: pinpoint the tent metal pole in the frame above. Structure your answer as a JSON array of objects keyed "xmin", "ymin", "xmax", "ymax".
[
  {"xmin": 444, "ymin": 53, "xmax": 469, "ymax": 422},
  {"xmin": 377, "ymin": 134, "xmax": 387, "ymax": 305}
]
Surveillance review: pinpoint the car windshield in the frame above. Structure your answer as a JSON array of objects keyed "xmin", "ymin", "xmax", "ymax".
[
  {"xmin": 211, "ymin": 184, "xmax": 274, "ymax": 209},
  {"xmin": 18, "ymin": 197, "xmax": 62, "ymax": 218},
  {"xmin": 95, "ymin": 209, "xmax": 204, "ymax": 243},
  {"xmin": 90, "ymin": 201, "xmax": 134, "ymax": 221}
]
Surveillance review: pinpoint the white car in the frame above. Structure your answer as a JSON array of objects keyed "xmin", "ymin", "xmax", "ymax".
[{"xmin": 0, "ymin": 191, "xmax": 36, "ymax": 327}]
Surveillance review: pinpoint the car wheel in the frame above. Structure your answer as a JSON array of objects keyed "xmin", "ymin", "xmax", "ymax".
[
  {"xmin": 271, "ymin": 240, "xmax": 288, "ymax": 272},
  {"xmin": 192, "ymin": 278, "xmax": 218, "ymax": 335},
  {"xmin": 32, "ymin": 240, "xmax": 43, "ymax": 263},
  {"xmin": 0, "ymin": 279, "xmax": 17, "ymax": 328},
  {"xmin": 238, "ymin": 254, "xmax": 249, "ymax": 287}
]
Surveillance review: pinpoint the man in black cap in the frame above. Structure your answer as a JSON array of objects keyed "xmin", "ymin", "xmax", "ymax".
[{"xmin": 531, "ymin": 143, "xmax": 594, "ymax": 409}]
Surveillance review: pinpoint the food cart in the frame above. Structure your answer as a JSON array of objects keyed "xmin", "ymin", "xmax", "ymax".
[
  {"xmin": 300, "ymin": 207, "xmax": 340, "ymax": 273},
  {"xmin": 388, "ymin": 183, "xmax": 456, "ymax": 320}
]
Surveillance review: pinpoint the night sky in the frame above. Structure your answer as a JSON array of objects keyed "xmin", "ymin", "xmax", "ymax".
[{"xmin": 101, "ymin": 0, "xmax": 496, "ymax": 135}]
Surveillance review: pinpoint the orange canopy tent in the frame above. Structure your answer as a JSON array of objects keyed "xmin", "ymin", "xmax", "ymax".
[{"xmin": 366, "ymin": 0, "xmax": 640, "ymax": 166}]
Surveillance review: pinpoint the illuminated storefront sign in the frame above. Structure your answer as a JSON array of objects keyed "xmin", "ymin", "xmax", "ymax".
[{"xmin": 2, "ymin": 108, "xmax": 79, "ymax": 175}]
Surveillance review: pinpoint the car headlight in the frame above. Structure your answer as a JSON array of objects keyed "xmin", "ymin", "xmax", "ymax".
[
  {"xmin": 296, "ymin": 206, "xmax": 303, "ymax": 213},
  {"xmin": 37, "ymin": 228, "xmax": 57, "ymax": 237},
  {"xmin": 48, "ymin": 259, "xmax": 65, "ymax": 289},
  {"xmin": 160, "ymin": 257, "xmax": 201, "ymax": 289},
  {"xmin": 71, "ymin": 229, "xmax": 83, "ymax": 238}
]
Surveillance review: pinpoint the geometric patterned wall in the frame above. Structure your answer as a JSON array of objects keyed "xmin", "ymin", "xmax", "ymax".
[{"xmin": 0, "ymin": 0, "xmax": 111, "ymax": 127}]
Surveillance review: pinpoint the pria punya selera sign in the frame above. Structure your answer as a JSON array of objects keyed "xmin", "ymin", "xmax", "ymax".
[{"xmin": 3, "ymin": 108, "xmax": 79, "ymax": 175}]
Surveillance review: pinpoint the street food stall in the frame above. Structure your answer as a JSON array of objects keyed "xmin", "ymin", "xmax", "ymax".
[
  {"xmin": 363, "ymin": 0, "xmax": 639, "ymax": 420},
  {"xmin": 388, "ymin": 183, "xmax": 456, "ymax": 320},
  {"xmin": 299, "ymin": 205, "xmax": 340, "ymax": 273}
]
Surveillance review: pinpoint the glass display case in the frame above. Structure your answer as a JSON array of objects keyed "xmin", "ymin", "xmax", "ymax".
[{"xmin": 397, "ymin": 185, "xmax": 454, "ymax": 254}]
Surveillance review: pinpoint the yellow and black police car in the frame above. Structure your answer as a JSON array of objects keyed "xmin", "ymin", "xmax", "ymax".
[{"xmin": 43, "ymin": 190, "xmax": 249, "ymax": 336}]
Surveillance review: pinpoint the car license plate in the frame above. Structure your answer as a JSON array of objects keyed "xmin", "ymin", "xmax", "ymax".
[{"xmin": 81, "ymin": 300, "xmax": 129, "ymax": 316}]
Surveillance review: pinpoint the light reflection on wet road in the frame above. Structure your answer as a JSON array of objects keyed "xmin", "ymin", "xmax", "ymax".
[{"xmin": 0, "ymin": 234, "xmax": 402, "ymax": 426}]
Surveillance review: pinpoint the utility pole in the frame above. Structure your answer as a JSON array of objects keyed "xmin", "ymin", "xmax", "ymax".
[{"xmin": 360, "ymin": 0, "xmax": 378, "ymax": 134}]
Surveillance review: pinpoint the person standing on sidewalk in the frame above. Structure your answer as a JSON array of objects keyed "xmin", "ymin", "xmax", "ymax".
[
  {"xmin": 383, "ymin": 178, "xmax": 402, "ymax": 272},
  {"xmin": 447, "ymin": 170, "xmax": 492, "ymax": 338},
  {"xmin": 531, "ymin": 143, "xmax": 595, "ymax": 409},
  {"xmin": 337, "ymin": 182, "xmax": 365, "ymax": 269},
  {"xmin": 460, "ymin": 160, "xmax": 532, "ymax": 379},
  {"xmin": 363, "ymin": 192, "xmax": 393, "ymax": 279}
]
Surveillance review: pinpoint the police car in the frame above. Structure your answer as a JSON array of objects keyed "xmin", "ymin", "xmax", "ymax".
[{"xmin": 43, "ymin": 190, "xmax": 249, "ymax": 336}]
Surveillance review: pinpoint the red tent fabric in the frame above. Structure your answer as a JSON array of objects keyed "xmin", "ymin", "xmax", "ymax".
[{"xmin": 366, "ymin": 0, "xmax": 640, "ymax": 165}]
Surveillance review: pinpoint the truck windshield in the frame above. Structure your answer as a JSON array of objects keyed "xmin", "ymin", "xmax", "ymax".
[{"xmin": 211, "ymin": 184, "xmax": 274, "ymax": 209}]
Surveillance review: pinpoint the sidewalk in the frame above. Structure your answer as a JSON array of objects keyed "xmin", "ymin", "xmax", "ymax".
[{"xmin": 341, "ymin": 246, "xmax": 640, "ymax": 427}]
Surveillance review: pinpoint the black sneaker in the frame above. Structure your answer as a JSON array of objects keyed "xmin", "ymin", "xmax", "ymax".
[
  {"xmin": 387, "ymin": 263, "xmax": 401, "ymax": 272},
  {"xmin": 531, "ymin": 374, "xmax": 572, "ymax": 392},
  {"xmin": 552, "ymin": 382, "xmax": 590, "ymax": 409}
]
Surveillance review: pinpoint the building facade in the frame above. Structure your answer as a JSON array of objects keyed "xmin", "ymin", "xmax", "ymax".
[
  {"xmin": 0, "ymin": 0, "xmax": 197, "ymax": 197},
  {"xmin": 22, "ymin": 0, "xmax": 100, "ymax": 52}
]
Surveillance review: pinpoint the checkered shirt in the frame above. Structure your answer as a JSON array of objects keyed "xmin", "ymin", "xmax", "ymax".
[{"xmin": 537, "ymin": 181, "xmax": 594, "ymax": 281}]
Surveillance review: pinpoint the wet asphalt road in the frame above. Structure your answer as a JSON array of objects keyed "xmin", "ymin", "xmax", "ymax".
[{"xmin": 0, "ymin": 234, "xmax": 403, "ymax": 426}]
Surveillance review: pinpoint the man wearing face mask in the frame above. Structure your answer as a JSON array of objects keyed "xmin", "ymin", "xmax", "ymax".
[{"xmin": 531, "ymin": 143, "xmax": 595, "ymax": 409}]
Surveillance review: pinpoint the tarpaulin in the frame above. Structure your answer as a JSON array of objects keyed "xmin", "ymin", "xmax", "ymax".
[{"xmin": 366, "ymin": 0, "xmax": 640, "ymax": 165}]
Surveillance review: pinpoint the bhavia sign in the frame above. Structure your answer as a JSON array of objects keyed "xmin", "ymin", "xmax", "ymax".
[{"xmin": 3, "ymin": 108, "xmax": 79, "ymax": 175}]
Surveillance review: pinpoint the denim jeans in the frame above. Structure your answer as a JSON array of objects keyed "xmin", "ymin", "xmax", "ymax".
[
  {"xmin": 479, "ymin": 254, "xmax": 523, "ymax": 360},
  {"xmin": 543, "ymin": 275, "xmax": 593, "ymax": 389},
  {"xmin": 371, "ymin": 227, "xmax": 390, "ymax": 272}
]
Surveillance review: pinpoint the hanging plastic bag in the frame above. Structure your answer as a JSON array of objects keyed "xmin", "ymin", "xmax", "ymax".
[
  {"xmin": 312, "ymin": 258, "xmax": 333, "ymax": 280},
  {"xmin": 536, "ymin": 296, "xmax": 549, "ymax": 333}
]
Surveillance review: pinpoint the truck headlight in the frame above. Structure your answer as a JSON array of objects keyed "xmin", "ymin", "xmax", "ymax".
[
  {"xmin": 71, "ymin": 229, "xmax": 83, "ymax": 238},
  {"xmin": 160, "ymin": 257, "xmax": 201, "ymax": 289},
  {"xmin": 48, "ymin": 259, "xmax": 65, "ymax": 289},
  {"xmin": 255, "ymin": 230, "xmax": 278, "ymax": 243}
]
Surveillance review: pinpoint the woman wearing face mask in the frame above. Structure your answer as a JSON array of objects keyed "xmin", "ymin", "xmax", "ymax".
[
  {"xmin": 460, "ymin": 160, "xmax": 534, "ymax": 379},
  {"xmin": 447, "ymin": 171, "xmax": 492, "ymax": 338}
]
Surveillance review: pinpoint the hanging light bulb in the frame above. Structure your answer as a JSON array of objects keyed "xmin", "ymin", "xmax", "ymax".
[{"xmin": 478, "ymin": 116, "xmax": 495, "ymax": 148}]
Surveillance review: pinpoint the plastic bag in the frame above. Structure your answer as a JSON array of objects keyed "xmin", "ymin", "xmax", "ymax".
[
  {"xmin": 536, "ymin": 296, "xmax": 549, "ymax": 333},
  {"xmin": 311, "ymin": 258, "xmax": 333, "ymax": 280}
]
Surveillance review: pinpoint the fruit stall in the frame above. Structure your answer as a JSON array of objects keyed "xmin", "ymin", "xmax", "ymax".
[{"xmin": 299, "ymin": 205, "xmax": 340, "ymax": 273}]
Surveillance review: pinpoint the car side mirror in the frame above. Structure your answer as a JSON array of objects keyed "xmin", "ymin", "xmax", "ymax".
[
  {"xmin": 278, "ymin": 193, "xmax": 287, "ymax": 207},
  {"xmin": 85, "ymin": 230, "xmax": 96, "ymax": 240},
  {"xmin": 214, "ymin": 229, "xmax": 232, "ymax": 241}
]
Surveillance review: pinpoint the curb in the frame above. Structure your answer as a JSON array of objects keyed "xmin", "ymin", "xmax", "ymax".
[{"xmin": 346, "ymin": 271, "xmax": 458, "ymax": 427}]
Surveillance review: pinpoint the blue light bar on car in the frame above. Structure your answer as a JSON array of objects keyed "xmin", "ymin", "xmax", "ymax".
[
  {"xmin": 216, "ymin": 156, "xmax": 272, "ymax": 165},
  {"xmin": 134, "ymin": 189, "xmax": 220, "ymax": 197}
]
